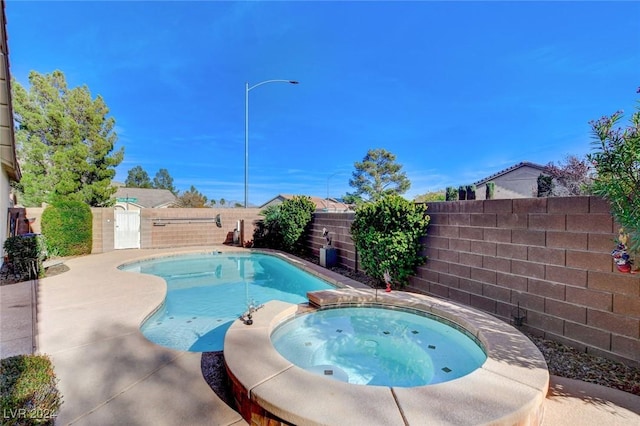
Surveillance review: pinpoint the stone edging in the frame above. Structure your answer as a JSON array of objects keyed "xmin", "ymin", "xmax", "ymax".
[{"xmin": 225, "ymin": 288, "xmax": 550, "ymax": 426}]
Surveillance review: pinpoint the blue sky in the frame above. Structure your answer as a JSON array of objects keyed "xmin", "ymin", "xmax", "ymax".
[{"xmin": 6, "ymin": 1, "xmax": 639, "ymax": 206}]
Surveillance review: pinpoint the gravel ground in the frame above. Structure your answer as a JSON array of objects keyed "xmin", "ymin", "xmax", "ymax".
[
  {"xmin": 201, "ymin": 352, "xmax": 235, "ymax": 407},
  {"xmin": 527, "ymin": 333, "xmax": 640, "ymax": 395},
  {"xmin": 202, "ymin": 258, "xmax": 640, "ymax": 401}
]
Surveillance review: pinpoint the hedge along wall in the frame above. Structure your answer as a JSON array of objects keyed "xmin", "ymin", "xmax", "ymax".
[{"xmin": 311, "ymin": 197, "xmax": 640, "ymax": 366}]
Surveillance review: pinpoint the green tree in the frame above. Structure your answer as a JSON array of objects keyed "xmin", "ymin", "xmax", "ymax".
[
  {"xmin": 588, "ymin": 102, "xmax": 640, "ymax": 254},
  {"xmin": 278, "ymin": 196, "xmax": 316, "ymax": 253},
  {"xmin": 253, "ymin": 196, "xmax": 316, "ymax": 254},
  {"xmin": 209, "ymin": 199, "xmax": 217, "ymax": 207},
  {"xmin": 171, "ymin": 185, "xmax": 208, "ymax": 208},
  {"xmin": 414, "ymin": 190, "xmax": 446, "ymax": 202},
  {"xmin": 349, "ymin": 148, "xmax": 410, "ymax": 202},
  {"xmin": 220, "ymin": 198, "xmax": 226, "ymax": 207},
  {"xmin": 12, "ymin": 70, "xmax": 123, "ymax": 206},
  {"xmin": 153, "ymin": 168, "xmax": 176, "ymax": 194},
  {"xmin": 125, "ymin": 165, "xmax": 152, "ymax": 188},
  {"xmin": 342, "ymin": 192, "xmax": 365, "ymax": 207},
  {"xmin": 351, "ymin": 195, "xmax": 430, "ymax": 288}
]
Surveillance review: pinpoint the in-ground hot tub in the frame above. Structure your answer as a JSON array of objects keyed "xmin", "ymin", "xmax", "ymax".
[
  {"xmin": 224, "ymin": 288, "xmax": 549, "ymax": 426},
  {"xmin": 271, "ymin": 305, "xmax": 487, "ymax": 387}
]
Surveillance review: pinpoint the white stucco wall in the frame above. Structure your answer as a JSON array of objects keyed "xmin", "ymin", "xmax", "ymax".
[{"xmin": 476, "ymin": 165, "xmax": 546, "ymax": 199}]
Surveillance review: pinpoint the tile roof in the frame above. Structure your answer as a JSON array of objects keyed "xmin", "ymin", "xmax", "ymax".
[
  {"xmin": 474, "ymin": 161, "xmax": 547, "ymax": 185},
  {"xmin": 261, "ymin": 194, "xmax": 352, "ymax": 211},
  {"xmin": 114, "ymin": 187, "xmax": 177, "ymax": 208}
]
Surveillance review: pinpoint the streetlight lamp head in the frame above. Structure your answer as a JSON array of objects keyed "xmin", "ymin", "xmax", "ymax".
[{"xmin": 244, "ymin": 78, "xmax": 299, "ymax": 208}]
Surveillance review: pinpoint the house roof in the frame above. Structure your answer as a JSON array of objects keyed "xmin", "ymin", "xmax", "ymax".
[
  {"xmin": 0, "ymin": 0, "xmax": 21, "ymax": 181},
  {"xmin": 474, "ymin": 161, "xmax": 547, "ymax": 186},
  {"xmin": 260, "ymin": 194, "xmax": 352, "ymax": 211},
  {"xmin": 113, "ymin": 187, "xmax": 177, "ymax": 208}
]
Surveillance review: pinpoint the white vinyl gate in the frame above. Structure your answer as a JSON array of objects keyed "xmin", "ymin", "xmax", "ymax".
[{"xmin": 114, "ymin": 210, "xmax": 140, "ymax": 249}]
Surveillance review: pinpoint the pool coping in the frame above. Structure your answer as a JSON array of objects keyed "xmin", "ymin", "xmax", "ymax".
[{"xmin": 224, "ymin": 288, "xmax": 550, "ymax": 426}]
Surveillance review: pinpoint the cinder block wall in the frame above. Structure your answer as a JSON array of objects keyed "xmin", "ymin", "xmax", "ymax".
[
  {"xmin": 309, "ymin": 197, "xmax": 640, "ymax": 365},
  {"xmin": 24, "ymin": 207, "xmax": 43, "ymax": 233},
  {"xmin": 28, "ymin": 207, "xmax": 262, "ymax": 253},
  {"xmin": 308, "ymin": 212, "xmax": 357, "ymax": 270},
  {"xmin": 91, "ymin": 208, "xmax": 114, "ymax": 253},
  {"xmin": 142, "ymin": 208, "xmax": 262, "ymax": 248}
]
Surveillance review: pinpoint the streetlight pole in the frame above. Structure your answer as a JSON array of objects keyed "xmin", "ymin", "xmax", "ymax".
[{"xmin": 245, "ymin": 79, "xmax": 299, "ymax": 208}]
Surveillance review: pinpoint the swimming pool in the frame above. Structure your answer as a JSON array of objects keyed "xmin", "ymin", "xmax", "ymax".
[
  {"xmin": 271, "ymin": 306, "xmax": 487, "ymax": 387},
  {"xmin": 119, "ymin": 252, "xmax": 334, "ymax": 352}
]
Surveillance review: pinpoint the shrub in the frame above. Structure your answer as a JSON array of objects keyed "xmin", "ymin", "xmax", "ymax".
[
  {"xmin": 445, "ymin": 187, "xmax": 458, "ymax": 201},
  {"xmin": 588, "ymin": 104, "xmax": 640, "ymax": 254},
  {"xmin": 351, "ymin": 195, "xmax": 430, "ymax": 288},
  {"xmin": 0, "ymin": 354, "xmax": 62, "ymax": 425},
  {"xmin": 537, "ymin": 174, "xmax": 554, "ymax": 197},
  {"xmin": 486, "ymin": 181, "xmax": 496, "ymax": 199},
  {"xmin": 252, "ymin": 196, "xmax": 316, "ymax": 254},
  {"xmin": 458, "ymin": 185, "xmax": 466, "ymax": 200},
  {"xmin": 3, "ymin": 234, "xmax": 47, "ymax": 280},
  {"xmin": 41, "ymin": 199, "xmax": 92, "ymax": 256},
  {"xmin": 544, "ymin": 155, "xmax": 594, "ymax": 196},
  {"xmin": 466, "ymin": 184, "xmax": 476, "ymax": 200},
  {"xmin": 253, "ymin": 205, "xmax": 283, "ymax": 249}
]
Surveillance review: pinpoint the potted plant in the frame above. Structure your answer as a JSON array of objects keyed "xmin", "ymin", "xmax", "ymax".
[{"xmin": 611, "ymin": 229, "xmax": 637, "ymax": 273}]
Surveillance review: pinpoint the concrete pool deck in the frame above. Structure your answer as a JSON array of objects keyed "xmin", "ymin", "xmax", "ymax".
[{"xmin": 1, "ymin": 246, "xmax": 639, "ymax": 425}]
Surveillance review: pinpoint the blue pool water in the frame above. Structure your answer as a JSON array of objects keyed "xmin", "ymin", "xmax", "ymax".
[
  {"xmin": 120, "ymin": 253, "xmax": 334, "ymax": 352},
  {"xmin": 271, "ymin": 307, "xmax": 487, "ymax": 387}
]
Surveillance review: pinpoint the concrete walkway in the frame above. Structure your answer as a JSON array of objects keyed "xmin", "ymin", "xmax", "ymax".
[
  {"xmin": 1, "ymin": 247, "xmax": 639, "ymax": 425},
  {"xmin": 0, "ymin": 279, "xmax": 37, "ymax": 358}
]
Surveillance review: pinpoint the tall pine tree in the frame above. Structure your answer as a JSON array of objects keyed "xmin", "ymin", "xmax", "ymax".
[
  {"xmin": 12, "ymin": 70, "xmax": 124, "ymax": 206},
  {"xmin": 349, "ymin": 148, "xmax": 410, "ymax": 202}
]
